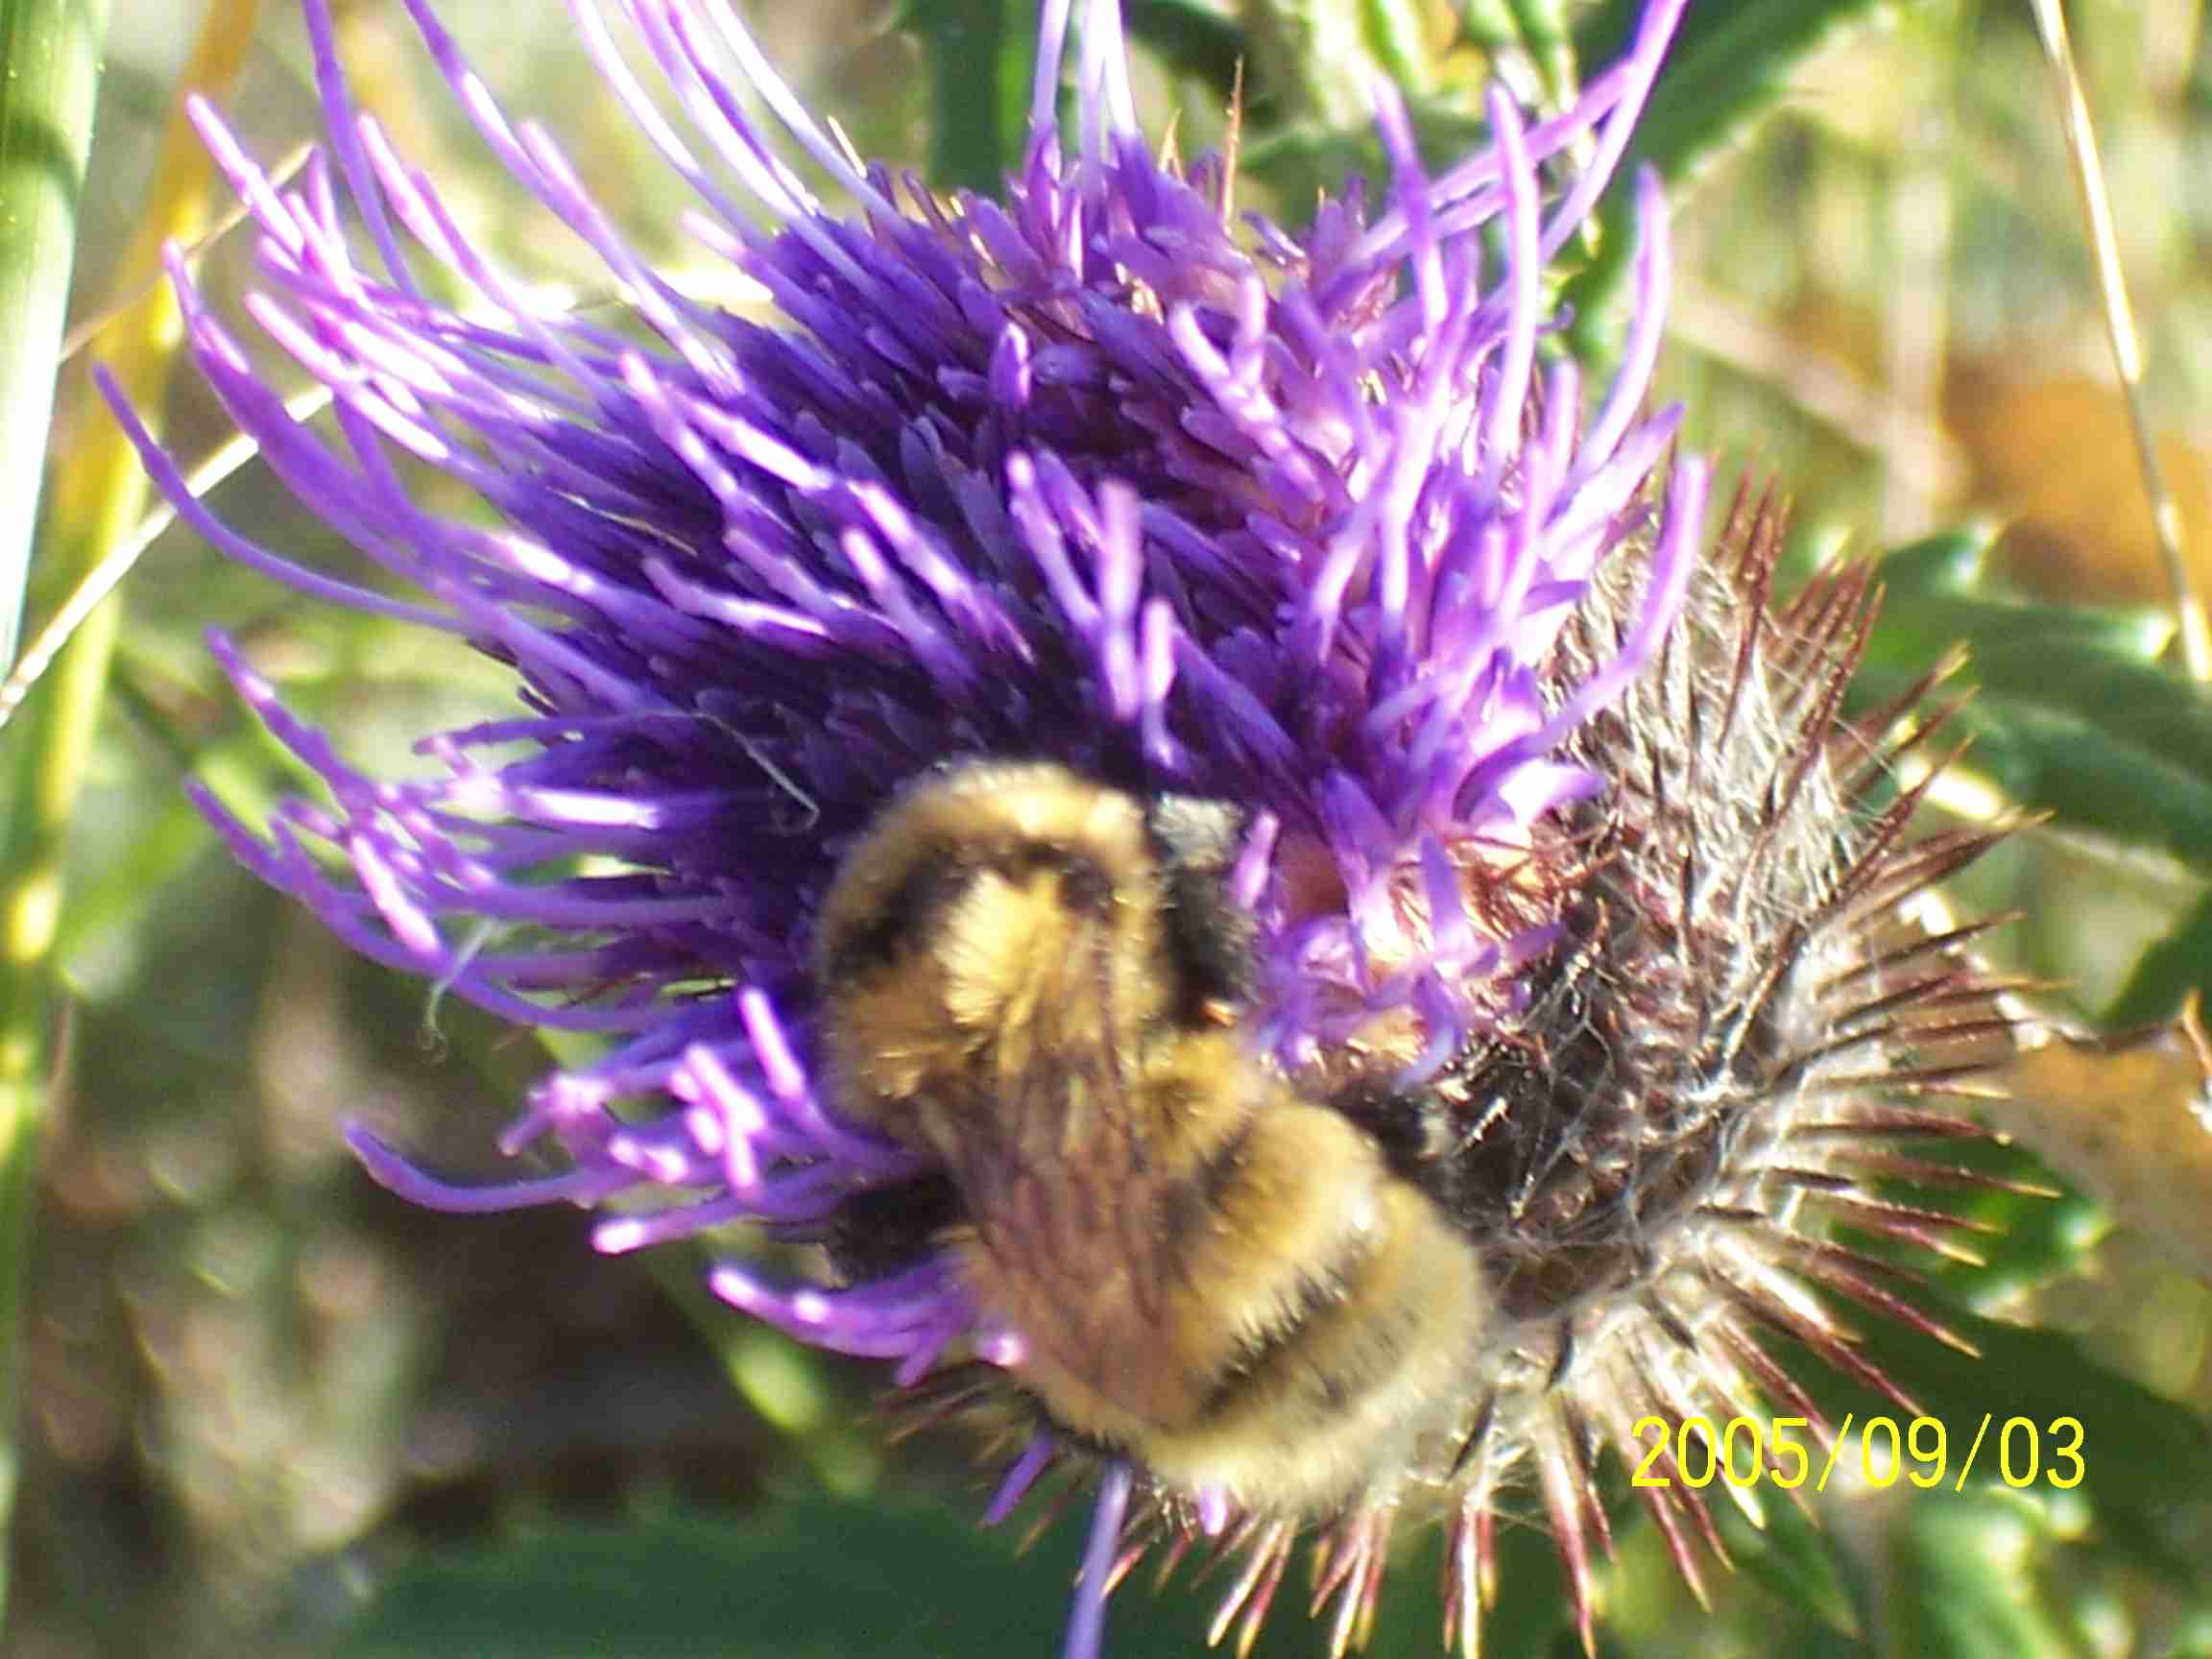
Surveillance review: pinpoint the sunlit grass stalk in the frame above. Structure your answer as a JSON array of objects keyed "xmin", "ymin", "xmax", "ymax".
[
  {"xmin": 0, "ymin": 0, "xmax": 107, "ymax": 673},
  {"xmin": 0, "ymin": 0, "xmax": 256, "ymax": 1620},
  {"xmin": 0, "ymin": 0, "xmax": 111, "ymax": 1618},
  {"xmin": 2028, "ymin": 0, "xmax": 2209, "ymax": 681}
]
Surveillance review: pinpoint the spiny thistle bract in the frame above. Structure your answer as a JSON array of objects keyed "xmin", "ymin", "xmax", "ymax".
[{"xmin": 108, "ymin": 0, "xmax": 2018, "ymax": 1653}]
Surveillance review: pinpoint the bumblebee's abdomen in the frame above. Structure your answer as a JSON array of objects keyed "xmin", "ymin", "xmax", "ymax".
[
  {"xmin": 1153, "ymin": 1177, "xmax": 1487, "ymax": 1512},
  {"xmin": 976, "ymin": 1074, "xmax": 1493, "ymax": 1514}
]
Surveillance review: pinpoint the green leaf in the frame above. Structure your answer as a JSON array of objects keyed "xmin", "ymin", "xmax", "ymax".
[
  {"xmin": 1860, "ymin": 528, "xmax": 2170, "ymax": 675},
  {"xmin": 1950, "ymin": 699, "xmax": 2212, "ymax": 869},
  {"xmin": 333, "ymin": 1505, "xmax": 1156, "ymax": 1659},
  {"xmin": 1784, "ymin": 1297, "xmax": 2212, "ymax": 1587},
  {"xmin": 905, "ymin": 0, "xmax": 1034, "ymax": 192},
  {"xmin": 1871, "ymin": 528, "xmax": 1990, "ymax": 597},
  {"xmin": 1564, "ymin": 0, "xmax": 1920, "ymax": 366},
  {"xmin": 1898, "ymin": 1139, "xmax": 2102, "ymax": 1311},
  {"xmin": 1458, "ymin": 0, "xmax": 1578, "ymax": 108},
  {"xmin": 328, "ymin": 1500, "xmax": 1579, "ymax": 1659},
  {"xmin": 1887, "ymin": 1490, "xmax": 2078, "ymax": 1659},
  {"xmin": 1125, "ymin": 0, "xmax": 1249, "ymax": 101},
  {"xmin": 2106, "ymin": 887, "xmax": 2212, "ymax": 1026},
  {"xmin": 1716, "ymin": 1489, "xmax": 1861, "ymax": 1637},
  {"xmin": 1575, "ymin": 0, "xmax": 1903, "ymax": 186},
  {"xmin": 1853, "ymin": 531, "xmax": 2212, "ymax": 873}
]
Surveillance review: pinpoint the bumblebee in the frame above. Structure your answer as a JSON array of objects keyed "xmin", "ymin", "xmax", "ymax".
[{"xmin": 813, "ymin": 760, "xmax": 1490, "ymax": 1514}]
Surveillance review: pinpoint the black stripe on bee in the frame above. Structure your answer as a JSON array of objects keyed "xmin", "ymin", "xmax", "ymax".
[
  {"xmin": 1156, "ymin": 1112, "xmax": 1257, "ymax": 1262},
  {"xmin": 1194, "ymin": 1255, "xmax": 1371, "ymax": 1419},
  {"xmin": 1142, "ymin": 792, "xmax": 1256, "ymax": 1024},
  {"xmin": 819, "ymin": 1170, "xmax": 963, "ymax": 1283},
  {"xmin": 821, "ymin": 839, "xmax": 1118, "ymax": 987}
]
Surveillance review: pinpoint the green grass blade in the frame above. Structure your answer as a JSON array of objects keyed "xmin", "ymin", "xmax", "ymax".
[
  {"xmin": 0, "ymin": 0, "xmax": 106, "ymax": 669},
  {"xmin": 0, "ymin": 0, "xmax": 266, "ymax": 1626},
  {"xmin": 0, "ymin": 0, "xmax": 109, "ymax": 1624}
]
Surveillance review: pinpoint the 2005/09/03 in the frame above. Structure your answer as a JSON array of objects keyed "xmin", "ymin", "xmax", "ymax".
[{"xmin": 1632, "ymin": 1413, "xmax": 2086, "ymax": 1493}]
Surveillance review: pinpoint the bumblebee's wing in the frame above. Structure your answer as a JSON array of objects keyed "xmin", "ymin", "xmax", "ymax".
[{"xmin": 944, "ymin": 1038, "xmax": 1210, "ymax": 1428}]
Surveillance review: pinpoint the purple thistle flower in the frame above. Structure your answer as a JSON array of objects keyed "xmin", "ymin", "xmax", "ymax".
[{"xmin": 109, "ymin": 0, "xmax": 2018, "ymax": 1653}]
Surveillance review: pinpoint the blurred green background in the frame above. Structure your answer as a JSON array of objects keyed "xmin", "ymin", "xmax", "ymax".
[{"xmin": 5, "ymin": 1, "xmax": 2212, "ymax": 1656}]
